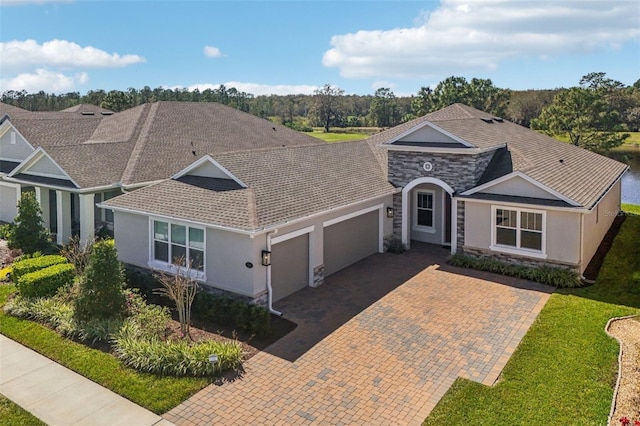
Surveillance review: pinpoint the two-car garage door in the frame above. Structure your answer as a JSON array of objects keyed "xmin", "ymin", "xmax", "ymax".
[{"xmin": 271, "ymin": 208, "xmax": 380, "ymax": 302}]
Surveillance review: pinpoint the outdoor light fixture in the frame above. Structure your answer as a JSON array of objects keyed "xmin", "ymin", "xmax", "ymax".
[
  {"xmin": 386, "ymin": 207, "xmax": 395, "ymax": 218},
  {"xmin": 208, "ymin": 354, "xmax": 219, "ymax": 367},
  {"xmin": 261, "ymin": 250, "xmax": 272, "ymax": 266}
]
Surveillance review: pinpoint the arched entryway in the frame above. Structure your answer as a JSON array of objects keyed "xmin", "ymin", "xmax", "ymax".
[{"xmin": 401, "ymin": 177, "xmax": 456, "ymax": 253}]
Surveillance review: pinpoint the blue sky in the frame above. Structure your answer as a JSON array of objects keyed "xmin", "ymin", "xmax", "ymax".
[{"xmin": 1, "ymin": 0, "xmax": 638, "ymax": 96}]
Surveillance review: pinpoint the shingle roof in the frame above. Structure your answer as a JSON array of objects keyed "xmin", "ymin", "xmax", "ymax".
[
  {"xmin": 0, "ymin": 102, "xmax": 30, "ymax": 115},
  {"xmin": 60, "ymin": 104, "xmax": 113, "ymax": 114},
  {"xmin": 104, "ymin": 140, "xmax": 395, "ymax": 231},
  {"xmin": 4, "ymin": 101, "xmax": 321, "ymax": 189},
  {"xmin": 373, "ymin": 103, "xmax": 628, "ymax": 209}
]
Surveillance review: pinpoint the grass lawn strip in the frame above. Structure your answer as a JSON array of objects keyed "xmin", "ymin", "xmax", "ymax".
[
  {"xmin": 0, "ymin": 284, "xmax": 209, "ymax": 414},
  {"xmin": 307, "ymin": 131, "xmax": 368, "ymax": 143},
  {"xmin": 424, "ymin": 210, "xmax": 640, "ymax": 425},
  {"xmin": 0, "ymin": 395, "xmax": 46, "ymax": 426}
]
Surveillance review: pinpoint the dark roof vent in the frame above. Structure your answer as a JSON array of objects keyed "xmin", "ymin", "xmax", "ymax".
[
  {"xmin": 559, "ymin": 159, "xmax": 564, "ymax": 164},
  {"xmin": 480, "ymin": 118, "xmax": 493, "ymax": 123},
  {"xmin": 493, "ymin": 117, "xmax": 504, "ymax": 122},
  {"xmin": 80, "ymin": 111, "xmax": 95, "ymax": 116},
  {"xmin": 101, "ymin": 111, "xmax": 113, "ymax": 116},
  {"xmin": 272, "ymin": 127, "xmax": 276, "ymax": 131}
]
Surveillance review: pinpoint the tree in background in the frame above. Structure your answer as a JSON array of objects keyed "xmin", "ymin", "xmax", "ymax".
[
  {"xmin": 74, "ymin": 239, "xmax": 126, "ymax": 321},
  {"xmin": 412, "ymin": 76, "xmax": 510, "ymax": 117},
  {"xmin": 312, "ymin": 84, "xmax": 344, "ymax": 132},
  {"xmin": 369, "ymin": 88, "xmax": 400, "ymax": 127},
  {"xmin": 531, "ymin": 73, "xmax": 629, "ymax": 153},
  {"xmin": 8, "ymin": 192, "xmax": 51, "ymax": 254}
]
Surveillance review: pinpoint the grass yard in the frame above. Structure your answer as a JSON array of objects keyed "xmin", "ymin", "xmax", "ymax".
[
  {"xmin": 424, "ymin": 207, "xmax": 640, "ymax": 425},
  {"xmin": 622, "ymin": 131, "xmax": 640, "ymax": 146},
  {"xmin": 307, "ymin": 131, "xmax": 369, "ymax": 143},
  {"xmin": 0, "ymin": 284, "xmax": 209, "ymax": 414},
  {"xmin": 0, "ymin": 396, "xmax": 45, "ymax": 426}
]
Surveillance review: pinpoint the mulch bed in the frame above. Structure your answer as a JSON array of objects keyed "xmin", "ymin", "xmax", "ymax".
[{"xmin": 582, "ymin": 215, "xmax": 625, "ymax": 281}]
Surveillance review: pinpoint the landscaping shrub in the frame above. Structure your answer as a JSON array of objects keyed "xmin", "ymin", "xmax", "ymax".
[
  {"xmin": 193, "ymin": 291, "xmax": 271, "ymax": 338},
  {"xmin": 0, "ymin": 267, "xmax": 11, "ymax": 282},
  {"xmin": 11, "ymin": 255, "xmax": 68, "ymax": 283},
  {"xmin": 124, "ymin": 268, "xmax": 164, "ymax": 305},
  {"xmin": 17, "ymin": 263, "xmax": 75, "ymax": 298},
  {"xmin": 8, "ymin": 192, "xmax": 53, "ymax": 254},
  {"xmin": 449, "ymin": 253, "xmax": 582, "ymax": 288},
  {"xmin": 60, "ymin": 236, "xmax": 94, "ymax": 275},
  {"xmin": 113, "ymin": 321, "xmax": 243, "ymax": 376},
  {"xmin": 0, "ymin": 223, "xmax": 15, "ymax": 239},
  {"xmin": 74, "ymin": 240, "xmax": 126, "ymax": 321}
]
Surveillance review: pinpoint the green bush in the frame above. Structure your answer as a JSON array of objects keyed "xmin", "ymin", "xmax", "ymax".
[
  {"xmin": 448, "ymin": 253, "xmax": 582, "ymax": 288},
  {"xmin": 8, "ymin": 192, "xmax": 52, "ymax": 254},
  {"xmin": 17, "ymin": 263, "xmax": 75, "ymax": 298},
  {"xmin": 0, "ymin": 223, "xmax": 15, "ymax": 239},
  {"xmin": 75, "ymin": 240, "xmax": 127, "ymax": 321},
  {"xmin": 124, "ymin": 268, "xmax": 164, "ymax": 306},
  {"xmin": 193, "ymin": 291, "xmax": 271, "ymax": 338},
  {"xmin": 113, "ymin": 321, "xmax": 243, "ymax": 376},
  {"xmin": 11, "ymin": 255, "xmax": 68, "ymax": 283}
]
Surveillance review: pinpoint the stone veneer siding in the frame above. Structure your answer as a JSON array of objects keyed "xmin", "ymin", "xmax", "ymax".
[
  {"xmin": 461, "ymin": 246, "xmax": 581, "ymax": 273},
  {"xmin": 388, "ymin": 150, "xmax": 495, "ymax": 192},
  {"xmin": 312, "ymin": 264, "xmax": 325, "ymax": 288},
  {"xmin": 388, "ymin": 149, "xmax": 495, "ymax": 251}
]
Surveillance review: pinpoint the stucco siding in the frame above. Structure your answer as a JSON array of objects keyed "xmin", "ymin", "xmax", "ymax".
[
  {"xmin": 0, "ymin": 127, "xmax": 33, "ymax": 161},
  {"xmin": 397, "ymin": 125, "xmax": 459, "ymax": 144},
  {"xmin": 204, "ymin": 227, "xmax": 257, "ymax": 297},
  {"xmin": 479, "ymin": 175, "xmax": 560, "ymax": 200},
  {"xmin": 581, "ymin": 179, "xmax": 621, "ymax": 273},
  {"xmin": 0, "ymin": 182, "xmax": 19, "ymax": 223},
  {"xmin": 113, "ymin": 211, "xmax": 150, "ymax": 268},
  {"xmin": 25, "ymin": 155, "xmax": 68, "ymax": 178},
  {"xmin": 463, "ymin": 201, "xmax": 581, "ymax": 266}
]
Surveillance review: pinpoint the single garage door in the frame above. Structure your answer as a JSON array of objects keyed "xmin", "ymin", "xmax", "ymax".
[
  {"xmin": 271, "ymin": 233, "xmax": 309, "ymax": 301},
  {"xmin": 324, "ymin": 210, "xmax": 379, "ymax": 276}
]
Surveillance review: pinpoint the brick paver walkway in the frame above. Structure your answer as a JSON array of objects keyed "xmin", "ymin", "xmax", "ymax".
[{"xmin": 165, "ymin": 245, "xmax": 552, "ymax": 425}]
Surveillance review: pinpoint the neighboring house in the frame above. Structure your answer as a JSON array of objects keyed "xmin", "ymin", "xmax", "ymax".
[
  {"xmin": 100, "ymin": 103, "xmax": 628, "ymax": 312},
  {"xmin": 0, "ymin": 101, "xmax": 319, "ymax": 245}
]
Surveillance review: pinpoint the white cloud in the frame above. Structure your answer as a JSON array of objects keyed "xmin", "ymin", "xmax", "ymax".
[
  {"xmin": 203, "ymin": 45, "xmax": 223, "ymax": 58},
  {"xmin": 177, "ymin": 82, "xmax": 321, "ymax": 96},
  {"xmin": 0, "ymin": 39, "xmax": 145, "ymax": 73},
  {"xmin": 0, "ymin": 69, "xmax": 89, "ymax": 93},
  {"xmin": 322, "ymin": 0, "xmax": 640, "ymax": 79}
]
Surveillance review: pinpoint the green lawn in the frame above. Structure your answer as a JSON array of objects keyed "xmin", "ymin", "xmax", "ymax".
[
  {"xmin": 623, "ymin": 131, "xmax": 640, "ymax": 145},
  {"xmin": 0, "ymin": 396, "xmax": 45, "ymax": 426},
  {"xmin": 622, "ymin": 203, "xmax": 640, "ymax": 215},
  {"xmin": 0, "ymin": 285, "xmax": 209, "ymax": 414},
  {"xmin": 424, "ymin": 208, "xmax": 640, "ymax": 425},
  {"xmin": 307, "ymin": 131, "xmax": 369, "ymax": 143}
]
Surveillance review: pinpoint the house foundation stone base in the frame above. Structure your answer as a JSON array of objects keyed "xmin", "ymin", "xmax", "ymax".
[
  {"xmin": 312, "ymin": 264, "xmax": 325, "ymax": 288},
  {"xmin": 461, "ymin": 246, "xmax": 581, "ymax": 273}
]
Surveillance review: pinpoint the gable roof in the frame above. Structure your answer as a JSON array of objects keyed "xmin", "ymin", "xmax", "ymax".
[
  {"xmin": 371, "ymin": 103, "xmax": 628, "ymax": 209},
  {"xmin": 2, "ymin": 101, "xmax": 321, "ymax": 189},
  {"xmin": 0, "ymin": 102, "xmax": 30, "ymax": 115},
  {"xmin": 60, "ymin": 104, "xmax": 114, "ymax": 114},
  {"xmin": 103, "ymin": 140, "xmax": 395, "ymax": 231}
]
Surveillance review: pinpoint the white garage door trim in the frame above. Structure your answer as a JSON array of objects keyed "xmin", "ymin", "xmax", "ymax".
[
  {"xmin": 322, "ymin": 204, "xmax": 384, "ymax": 253},
  {"xmin": 270, "ymin": 225, "xmax": 314, "ymax": 287}
]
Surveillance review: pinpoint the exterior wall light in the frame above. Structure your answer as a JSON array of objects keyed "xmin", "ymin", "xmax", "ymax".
[
  {"xmin": 261, "ymin": 250, "xmax": 272, "ymax": 266},
  {"xmin": 386, "ymin": 207, "xmax": 395, "ymax": 218}
]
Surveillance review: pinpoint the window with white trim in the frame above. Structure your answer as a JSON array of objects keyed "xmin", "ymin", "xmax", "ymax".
[
  {"xmin": 153, "ymin": 220, "xmax": 204, "ymax": 271},
  {"xmin": 494, "ymin": 207, "xmax": 544, "ymax": 252},
  {"xmin": 415, "ymin": 191, "xmax": 434, "ymax": 229}
]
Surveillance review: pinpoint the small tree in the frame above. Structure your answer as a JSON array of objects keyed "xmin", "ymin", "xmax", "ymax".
[
  {"xmin": 154, "ymin": 261, "xmax": 199, "ymax": 338},
  {"xmin": 74, "ymin": 239, "xmax": 126, "ymax": 321},
  {"xmin": 8, "ymin": 192, "xmax": 51, "ymax": 254},
  {"xmin": 61, "ymin": 236, "xmax": 94, "ymax": 275}
]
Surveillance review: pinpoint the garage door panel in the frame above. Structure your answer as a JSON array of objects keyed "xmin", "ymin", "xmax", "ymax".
[
  {"xmin": 271, "ymin": 234, "xmax": 309, "ymax": 301},
  {"xmin": 324, "ymin": 210, "xmax": 378, "ymax": 276}
]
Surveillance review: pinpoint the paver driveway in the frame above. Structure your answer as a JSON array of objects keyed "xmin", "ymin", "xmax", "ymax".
[{"xmin": 165, "ymin": 244, "xmax": 552, "ymax": 425}]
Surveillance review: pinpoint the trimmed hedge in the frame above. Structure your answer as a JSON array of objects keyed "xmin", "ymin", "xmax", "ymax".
[
  {"xmin": 12, "ymin": 255, "xmax": 68, "ymax": 282},
  {"xmin": 17, "ymin": 263, "xmax": 75, "ymax": 298},
  {"xmin": 449, "ymin": 253, "xmax": 582, "ymax": 288}
]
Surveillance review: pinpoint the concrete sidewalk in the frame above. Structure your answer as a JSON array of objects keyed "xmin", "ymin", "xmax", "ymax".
[{"xmin": 0, "ymin": 334, "xmax": 173, "ymax": 426}]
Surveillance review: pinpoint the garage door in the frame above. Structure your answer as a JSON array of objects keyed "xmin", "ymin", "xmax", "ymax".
[
  {"xmin": 324, "ymin": 210, "xmax": 379, "ymax": 276},
  {"xmin": 271, "ymin": 233, "xmax": 309, "ymax": 301}
]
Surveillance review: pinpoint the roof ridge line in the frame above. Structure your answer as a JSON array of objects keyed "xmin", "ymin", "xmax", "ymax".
[{"xmin": 120, "ymin": 103, "xmax": 157, "ymax": 184}]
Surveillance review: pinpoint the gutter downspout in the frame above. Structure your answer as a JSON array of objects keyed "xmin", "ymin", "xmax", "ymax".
[{"xmin": 266, "ymin": 229, "xmax": 282, "ymax": 316}]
